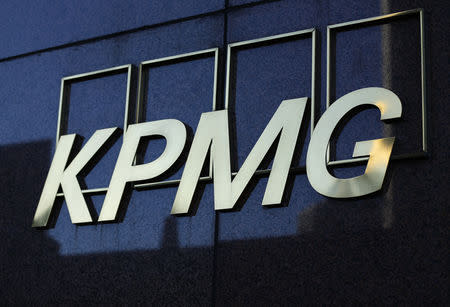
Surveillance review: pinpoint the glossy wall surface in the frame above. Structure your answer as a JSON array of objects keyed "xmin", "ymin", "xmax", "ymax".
[{"xmin": 0, "ymin": 0, "xmax": 448, "ymax": 305}]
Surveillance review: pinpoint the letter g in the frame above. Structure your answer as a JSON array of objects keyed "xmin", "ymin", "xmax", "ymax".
[{"xmin": 306, "ymin": 87, "xmax": 402, "ymax": 198}]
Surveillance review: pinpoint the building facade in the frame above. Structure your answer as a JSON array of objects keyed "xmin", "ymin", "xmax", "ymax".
[{"xmin": 1, "ymin": 0, "xmax": 448, "ymax": 305}]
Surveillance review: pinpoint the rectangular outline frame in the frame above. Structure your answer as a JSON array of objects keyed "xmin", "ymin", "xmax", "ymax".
[
  {"xmin": 225, "ymin": 28, "xmax": 317, "ymax": 176},
  {"xmin": 56, "ymin": 64, "xmax": 135, "ymax": 196},
  {"xmin": 326, "ymin": 8, "xmax": 427, "ymax": 167},
  {"xmin": 134, "ymin": 48, "xmax": 219, "ymax": 189}
]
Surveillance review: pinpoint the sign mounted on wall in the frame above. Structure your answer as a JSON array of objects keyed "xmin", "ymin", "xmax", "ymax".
[
  {"xmin": 32, "ymin": 8, "xmax": 427, "ymax": 227},
  {"xmin": 33, "ymin": 87, "xmax": 401, "ymax": 227}
]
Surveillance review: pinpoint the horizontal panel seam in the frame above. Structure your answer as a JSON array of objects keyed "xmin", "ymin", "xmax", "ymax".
[{"xmin": 0, "ymin": 0, "xmax": 280, "ymax": 63}]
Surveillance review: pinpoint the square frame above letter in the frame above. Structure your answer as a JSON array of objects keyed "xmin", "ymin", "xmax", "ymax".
[
  {"xmin": 134, "ymin": 48, "xmax": 219, "ymax": 189},
  {"xmin": 326, "ymin": 8, "xmax": 427, "ymax": 166},
  {"xmin": 225, "ymin": 28, "xmax": 317, "ymax": 175},
  {"xmin": 56, "ymin": 64, "xmax": 136, "ymax": 196}
]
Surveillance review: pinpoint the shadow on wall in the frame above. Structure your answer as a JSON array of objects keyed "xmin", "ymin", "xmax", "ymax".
[
  {"xmin": 0, "ymin": 141, "xmax": 215, "ymax": 306},
  {"xmin": 0, "ymin": 141, "xmax": 447, "ymax": 305},
  {"xmin": 0, "ymin": 141, "xmax": 59, "ymax": 301}
]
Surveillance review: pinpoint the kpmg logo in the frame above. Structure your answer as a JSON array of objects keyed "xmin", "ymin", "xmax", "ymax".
[{"xmin": 32, "ymin": 9, "xmax": 427, "ymax": 228}]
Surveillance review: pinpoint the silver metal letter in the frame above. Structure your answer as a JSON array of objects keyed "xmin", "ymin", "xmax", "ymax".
[
  {"xmin": 99, "ymin": 120, "xmax": 186, "ymax": 221},
  {"xmin": 172, "ymin": 98, "xmax": 308, "ymax": 214},
  {"xmin": 306, "ymin": 87, "xmax": 402, "ymax": 198},
  {"xmin": 32, "ymin": 128, "xmax": 119, "ymax": 227}
]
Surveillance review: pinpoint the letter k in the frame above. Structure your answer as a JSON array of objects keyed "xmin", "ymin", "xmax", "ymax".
[{"xmin": 32, "ymin": 128, "xmax": 118, "ymax": 227}]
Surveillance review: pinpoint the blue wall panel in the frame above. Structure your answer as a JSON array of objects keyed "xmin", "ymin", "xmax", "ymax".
[
  {"xmin": 0, "ymin": 0, "xmax": 448, "ymax": 305},
  {"xmin": 0, "ymin": 0, "xmax": 224, "ymax": 59}
]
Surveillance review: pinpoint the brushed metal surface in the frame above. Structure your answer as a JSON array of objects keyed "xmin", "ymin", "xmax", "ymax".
[
  {"xmin": 99, "ymin": 119, "xmax": 186, "ymax": 221},
  {"xmin": 171, "ymin": 97, "xmax": 307, "ymax": 214},
  {"xmin": 306, "ymin": 87, "xmax": 402, "ymax": 198},
  {"xmin": 32, "ymin": 128, "xmax": 119, "ymax": 227}
]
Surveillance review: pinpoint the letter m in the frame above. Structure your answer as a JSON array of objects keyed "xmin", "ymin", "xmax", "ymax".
[{"xmin": 171, "ymin": 98, "xmax": 308, "ymax": 214}]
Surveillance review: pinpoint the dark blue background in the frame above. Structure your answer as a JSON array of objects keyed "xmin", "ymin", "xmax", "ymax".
[{"xmin": 0, "ymin": 0, "xmax": 448, "ymax": 305}]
